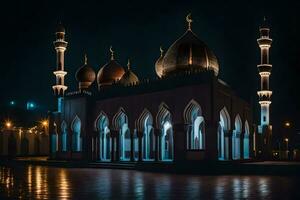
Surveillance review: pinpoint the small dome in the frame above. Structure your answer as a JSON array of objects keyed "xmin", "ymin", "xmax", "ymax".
[
  {"xmin": 119, "ymin": 60, "xmax": 139, "ymax": 86},
  {"xmin": 76, "ymin": 55, "xmax": 96, "ymax": 83},
  {"xmin": 162, "ymin": 30, "xmax": 219, "ymax": 76},
  {"xmin": 155, "ymin": 47, "xmax": 164, "ymax": 78}
]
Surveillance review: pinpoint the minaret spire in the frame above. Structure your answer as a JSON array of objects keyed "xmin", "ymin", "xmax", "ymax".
[
  {"xmin": 52, "ymin": 23, "xmax": 68, "ymax": 111},
  {"xmin": 257, "ymin": 17, "xmax": 273, "ymax": 159}
]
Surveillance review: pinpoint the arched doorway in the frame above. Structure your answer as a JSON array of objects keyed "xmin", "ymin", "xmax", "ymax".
[
  {"xmin": 184, "ymin": 100, "xmax": 205, "ymax": 150},
  {"xmin": 157, "ymin": 104, "xmax": 173, "ymax": 161},
  {"xmin": 218, "ymin": 107, "xmax": 231, "ymax": 160},
  {"xmin": 244, "ymin": 121, "xmax": 250, "ymax": 159},
  {"xmin": 71, "ymin": 116, "xmax": 81, "ymax": 152},
  {"xmin": 61, "ymin": 121, "xmax": 68, "ymax": 152},
  {"xmin": 113, "ymin": 109, "xmax": 130, "ymax": 161},
  {"xmin": 95, "ymin": 113, "xmax": 111, "ymax": 161},
  {"xmin": 232, "ymin": 115, "xmax": 242, "ymax": 160}
]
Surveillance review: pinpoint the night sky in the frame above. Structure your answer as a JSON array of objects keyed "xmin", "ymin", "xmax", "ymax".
[{"xmin": 1, "ymin": 0, "xmax": 299, "ymax": 131}]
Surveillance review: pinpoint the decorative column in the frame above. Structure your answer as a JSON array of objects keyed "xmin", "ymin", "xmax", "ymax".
[
  {"xmin": 226, "ymin": 130, "xmax": 233, "ymax": 160},
  {"xmin": 130, "ymin": 131, "xmax": 134, "ymax": 162},
  {"xmin": 138, "ymin": 131, "xmax": 143, "ymax": 162},
  {"xmin": 110, "ymin": 130, "xmax": 117, "ymax": 162},
  {"xmin": 154, "ymin": 128, "xmax": 160, "ymax": 161},
  {"xmin": 205, "ymin": 120, "xmax": 219, "ymax": 160},
  {"xmin": 172, "ymin": 123, "xmax": 186, "ymax": 163}
]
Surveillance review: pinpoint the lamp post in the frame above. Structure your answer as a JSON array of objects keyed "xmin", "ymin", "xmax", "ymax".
[
  {"xmin": 284, "ymin": 138, "xmax": 289, "ymax": 160},
  {"xmin": 41, "ymin": 120, "xmax": 49, "ymax": 135}
]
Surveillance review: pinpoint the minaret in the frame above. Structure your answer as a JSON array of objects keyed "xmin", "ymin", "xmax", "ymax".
[
  {"xmin": 52, "ymin": 24, "xmax": 68, "ymax": 112},
  {"xmin": 257, "ymin": 17, "xmax": 272, "ymax": 159}
]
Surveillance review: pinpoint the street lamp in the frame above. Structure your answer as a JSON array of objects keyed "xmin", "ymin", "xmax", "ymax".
[
  {"xmin": 42, "ymin": 120, "xmax": 48, "ymax": 127},
  {"xmin": 284, "ymin": 138, "xmax": 289, "ymax": 150},
  {"xmin": 5, "ymin": 120, "xmax": 12, "ymax": 129}
]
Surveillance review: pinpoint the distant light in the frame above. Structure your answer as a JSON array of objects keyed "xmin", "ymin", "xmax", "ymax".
[
  {"xmin": 26, "ymin": 101, "xmax": 36, "ymax": 110},
  {"xmin": 9, "ymin": 101, "xmax": 16, "ymax": 106},
  {"xmin": 41, "ymin": 120, "xmax": 48, "ymax": 127},
  {"xmin": 284, "ymin": 122, "xmax": 291, "ymax": 127},
  {"xmin": 5, "ymin": 120, "xmax": 12, "ymax": 129},
  {"xmin": 284, "ymin": 138, "xmax": 289, "ymax": 142}
]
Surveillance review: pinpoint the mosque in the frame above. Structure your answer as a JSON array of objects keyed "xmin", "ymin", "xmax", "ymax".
[{"xmin": 49, "ymin": 14, "xmax": 273, "ymax": 163}]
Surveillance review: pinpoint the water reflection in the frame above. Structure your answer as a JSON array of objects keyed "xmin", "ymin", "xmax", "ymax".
[{"xmin": 0, "ymin": 165, "xmax": 298, "ymax": 199}]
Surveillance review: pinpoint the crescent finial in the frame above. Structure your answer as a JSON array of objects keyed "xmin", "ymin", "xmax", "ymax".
[
  {"xmin": 84, "ymin": 53, "xmax": 88, "ymax": 64},
  {"xmin": 159, "ymin": 46, "xmax": 163, "ymax": 57},
  {"xmin": 186, "ymin": 13, "xmax": 193, "ymax": 31},
  {"xmin": 109, "ymin": 46, "xmax": 114, "ymax": 60},
  {"xmin": 127, "ymin": 59, "xmax": 131, "ymax": 70}
]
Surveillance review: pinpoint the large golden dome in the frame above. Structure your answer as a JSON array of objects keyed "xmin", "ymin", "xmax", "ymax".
[
  {"xmin": 97, "ymin": 48, "xmax": 125, "ymax": 88},
  {"xmin": 161, "ymin": 15, "xmax": 219, "ymax": 76}
]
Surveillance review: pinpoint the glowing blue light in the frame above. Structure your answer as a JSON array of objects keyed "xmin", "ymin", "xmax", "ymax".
[
  {"xmin": 26, "ymin": 101, "xmax": 36, "ymax": 110},
  {"xmin": 9, "ymin": 101, "xmax": 15, "ymax": 106}
]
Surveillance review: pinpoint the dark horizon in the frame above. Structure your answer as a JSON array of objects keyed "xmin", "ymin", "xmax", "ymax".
[{"xmin": 1, "ymin": 0, "xmax": 299, "ymax": 131}]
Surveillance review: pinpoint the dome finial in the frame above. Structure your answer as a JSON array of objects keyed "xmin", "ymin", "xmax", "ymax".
[
  {"xmin": 160, "ymin": 46, "xmax": 164, "ymax": 57},
  {"xmin": 84, "ymin": 54, "xmax": 88, "ymax": 64},
  {"xmin": 186, "ymin": 13, "xmax": 193, "ymax": 31},
  {"xmin": 110, "ymin": 46, "xmax": 114, "ymax": 60},
  {"xmin": 127, "ymin": 59, "xmax": 131, "ymax": 70}
]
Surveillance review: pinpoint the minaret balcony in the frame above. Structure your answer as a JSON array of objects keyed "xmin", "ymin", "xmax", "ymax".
[
  {"xmin": 257, "ymin": 64, "xmax": 272, "ymax": 73},
  {"xmin": 257, "ymin": 38, "xmax": 272, "ymax": 46},
  {"xmin": 53, "ymin": 41, "xmax": 68, "ymax": 48},
  {"xmin": 259, "ymin": 100, "xmax": 271, "ymax": 105},
  {"xmin": 53, "ymin": 70, "xmax": 67, "ymax": 77}
]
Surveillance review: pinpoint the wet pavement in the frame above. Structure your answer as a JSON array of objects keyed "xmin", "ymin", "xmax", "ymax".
[{"xmin": 0, "ymin": 165, "xmax": 299, "ymax": 199}]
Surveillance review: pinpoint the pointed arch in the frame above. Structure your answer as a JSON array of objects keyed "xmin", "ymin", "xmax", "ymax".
[
  {"xmin": 113, "ymin": 107, "xmax": 130, "ymax": 161},
  {"xmin": 61, "ymin": 120, "xmax": 68, "ymax": 152},
  {"xmin": 112, "ymin": 107, "xmax": 127, "ymax": 130},
  {"xmin": 137, "ymin": 108, "xmax": 155, "ymax": 160},
  {"xmin": 71, "ymin": 115, "xmax": 82, "ymax": 151},
  {"xmin": 95, "ymin": 111, "xmax": 111, "ymax": 161},
  {"xmin": 136, "ymin": 108, "xmax": 153, "ymax": 132},
  {"xmin": 244, "ymin": 120, "xmax": 250, "ymax": 159},
  {"xmin": 183, "ymin": 99, "xmax": 202, "ymax": 124},
  {"xmin": 95, "ymin": 111, "xmax": 109, "ymax": 131},
  {"xmin": 71, "ymin": 115, "xmax": 81, "ymax": 132},
  {"xmin": 156, "ymin": 103, "xmax": 173, "ymax": 161},
  {"xmin": 234, "ymin": 114, "xmax": 242, "ymax": 132},
  {"xmin": 184, "ymin": 99, "xmax": 205, "ymax": 150},
  {"xmin": 220, "ymin": 107, "xmax": 231, "ymax": 131},
  {"xmin": 232, "ymin": 114, "xmax": 242, "ymax": 160},
  {"xmin": 218, "ymin": 107, "xmax": 231, "ymax": 160},
  {"xmin": 156, "ymin": 102, "xmax": 171, "ymax": 129}
]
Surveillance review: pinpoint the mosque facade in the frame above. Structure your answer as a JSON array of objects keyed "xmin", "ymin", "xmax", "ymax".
[{"xmin": 49, "ymin": 15, "xmax": 272, "ymax": 163}]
